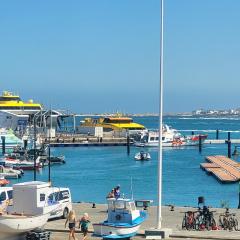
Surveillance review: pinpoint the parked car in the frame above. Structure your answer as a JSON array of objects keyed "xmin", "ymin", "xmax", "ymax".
[{"xmin": 0, "ymin": 187, "xmax": 13, "ymax": 207}]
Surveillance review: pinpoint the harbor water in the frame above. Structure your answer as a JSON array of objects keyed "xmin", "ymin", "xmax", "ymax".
[{"xmin": 8, "ymin": 116, "xmax": 240, "ymax": 208}]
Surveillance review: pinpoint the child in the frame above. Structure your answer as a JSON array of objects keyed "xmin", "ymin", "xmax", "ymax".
[{"xmin": 79, "ymin": 213, "xmax": 90, "ymax": 240}]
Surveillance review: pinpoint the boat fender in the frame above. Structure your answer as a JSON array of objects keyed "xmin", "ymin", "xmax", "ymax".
[{"xmin": 116, "ymin": 214, "xmax": 121, "ymax": 220}]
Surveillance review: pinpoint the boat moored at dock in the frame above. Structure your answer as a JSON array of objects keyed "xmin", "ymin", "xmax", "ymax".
[
  {"xmin": 93, "ymin": 198, "xmax": 147, "ymax": 239},
  {"xmin": 0, "ymin": 91, "xmax": 42, "ymax": 115},
  {"xmin": 134, "ymin": 124, "xmax": 207, "ymax": 147}
]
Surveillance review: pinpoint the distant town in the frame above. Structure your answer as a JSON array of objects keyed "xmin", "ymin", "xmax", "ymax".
[
  {"xmin": 131, "ymin": 108, "xmax": 240, "ymax": 117},
  {"xmin": 75, "ymin": 108, "xmax": 240, "ymax": 117}
]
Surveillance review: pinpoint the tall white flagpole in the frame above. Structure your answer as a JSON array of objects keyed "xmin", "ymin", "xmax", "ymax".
[{"xmin": 157, "ymin": 0, "xmax": 164, "ymax": 229}]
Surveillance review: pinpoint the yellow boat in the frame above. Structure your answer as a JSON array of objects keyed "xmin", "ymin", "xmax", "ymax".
[
  {"xmin": 0, "ymin": 91, "xmax": 42, "ymax": 115},
  {"xmin": 81, "ymin": 116, "xmax": 146, "ymax": 134}
]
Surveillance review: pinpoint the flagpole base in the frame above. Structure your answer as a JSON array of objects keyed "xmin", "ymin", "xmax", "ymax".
[{"xmin": 145, "ymin": 228, "xmax": 172, "ymax": 239}]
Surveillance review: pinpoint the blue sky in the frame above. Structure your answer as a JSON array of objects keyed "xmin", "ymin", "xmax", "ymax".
[{"xmin": 0, "ymin": 0, "xmax": 240, "ymax": 113}]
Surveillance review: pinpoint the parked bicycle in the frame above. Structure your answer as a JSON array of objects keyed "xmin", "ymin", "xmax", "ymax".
[
  {"xmin": 195, "ymin": 206, "xmax": 217, "ymax": 231},
  {"xmin": 219, "ymin": 208, "xmax": 238, "ymax": 231},
  {"xmin": 182, "ymin": 211, "xmax": 198, "ymax": 230}
]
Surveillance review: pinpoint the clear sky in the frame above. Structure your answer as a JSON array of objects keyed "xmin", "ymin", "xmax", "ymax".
[{"xmin": 0, "ymin": 0, "xmax": 240, "ymax": 113}]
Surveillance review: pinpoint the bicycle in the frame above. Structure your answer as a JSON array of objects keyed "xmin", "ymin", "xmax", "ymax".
[
  {"xmin": 182, "ymin": 211, "xmax": 197, "ymax": 230},
  {"xmin": 219, "ymin": 208, "xmax": 238, "ymax": 231},
  {"xmin": 195, "ymin": 206, "xmax": 217, "ymax": 231}
]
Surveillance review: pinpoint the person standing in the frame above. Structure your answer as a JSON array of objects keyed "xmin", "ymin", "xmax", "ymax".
[
  {"xmin": 65, "ymin": 210, "xmax": 77, "ymax": 240},
  {"xmin": 114, "ymin": 185, "xmax": 121, "ymax": 199},
  {"xmin": 79, "ymin": 213, "xmax": 90, "ymax": 240}
]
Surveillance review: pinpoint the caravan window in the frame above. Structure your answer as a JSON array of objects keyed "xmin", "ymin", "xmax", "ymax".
[
  {"xmin": 59, "ymin": 190, "xmax": 70, "ymax": 200},
  {"xmin": 40, "ymin": 194, "xmax": 46, "ymax": 202},
  {"xmin": 0, "ymin": 192, "xmax": 6, "ymax": 202}
]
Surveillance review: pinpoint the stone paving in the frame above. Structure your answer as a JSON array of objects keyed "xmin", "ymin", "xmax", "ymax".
[{"xmin": 45, "ymin": 203, "xmax": 240, "ymax": 240}]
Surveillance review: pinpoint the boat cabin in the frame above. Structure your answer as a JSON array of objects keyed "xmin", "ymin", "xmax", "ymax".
[{"xmin": 107, "ymin": 198, "xmax": 140, "ymax": 224}]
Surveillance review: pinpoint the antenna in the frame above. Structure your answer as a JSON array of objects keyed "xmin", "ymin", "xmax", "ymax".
[{"xmin": 130, "ymin": 177, "xmax": 134, "ymax": 200}]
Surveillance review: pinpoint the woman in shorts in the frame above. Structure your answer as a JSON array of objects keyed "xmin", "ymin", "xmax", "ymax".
[{"xmin": 65, "ymin": 210, "xmax": 77, "ymax": 240}]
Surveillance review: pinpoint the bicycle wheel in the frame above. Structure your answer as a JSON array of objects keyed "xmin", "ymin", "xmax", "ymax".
[
  {"xmin": 223, "ymin": 217, "xmax": 229, "ymax": 230},
  {"xmin": 194, "ymin": 217, "xmax": 200, "ymax": 231},
  {"xmin": 186, "ymin": 217, "xmax": 191, "ymax": 230},
  {"xmin": 205, "ymin": 218, "xmax": 211, "ymax": 231},
  {"xmin": 229, "ymin": 217, "xmax": 235, "ymax": 231},
  {"xmin": 219, "ymin": 216, "xmax": 224, "ymax": 229},
  {"xmin": 233, "ymin": 218, "xmax": 238, "ymax": 231},
  {"xmin": 211, "ymin": 217, "xmax": 217, "ymax": 230},
  {"xmin": 196, "ymin": 215, "xmax": 205, "ymax": 231},
  {"xmin": 182, "ymin": 216, "xmax": 187, "ymax": 230}
]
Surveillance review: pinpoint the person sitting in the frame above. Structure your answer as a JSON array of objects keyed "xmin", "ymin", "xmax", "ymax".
[{"xmin": 106, "ymin": 189, "xmax": 115, "ymax": 199}]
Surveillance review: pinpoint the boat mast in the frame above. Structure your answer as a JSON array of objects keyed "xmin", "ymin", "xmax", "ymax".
[
  {"xmin": 157, "ymin": 0, "xmax": 164, "ymax": 229},
  {"xmin": 48, "ymin": 107, "xmax": 52, "ymax": 183}
]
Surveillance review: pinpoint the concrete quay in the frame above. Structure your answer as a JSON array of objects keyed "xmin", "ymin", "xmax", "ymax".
[
  {"xmin": 205, "ymin": 139, "xmax": 240, "ymax": 144},
  {"xmin": 46, "ymin": 203, "xmax": 240, "ymax": 240}
]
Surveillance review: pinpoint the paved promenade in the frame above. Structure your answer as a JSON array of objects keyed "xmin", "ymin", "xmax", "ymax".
[{"xmin": 46, "ymin": 203, "xmax": 240, "ymax": 240}]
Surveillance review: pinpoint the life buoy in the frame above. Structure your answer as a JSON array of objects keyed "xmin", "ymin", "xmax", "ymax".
[{"xmin": 116, "ymin": 214, "xmax": 121, "ymax": 220}]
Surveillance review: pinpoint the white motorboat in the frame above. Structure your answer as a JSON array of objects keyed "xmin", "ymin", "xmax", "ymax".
[
  {"xmin": 0, "ymin": 213, "xmax": 49, "ymax": 233},
  {"xmin": 93, "ymin": 198, "xmax": 147, "ymax": 239},
  {"xmin": 134, "ymin": 124, "xmax": 207, "ymax": 147},
  {"xmin": 0, "ymin": 165, "xmax": 22, "ymax": 179},
  {"xmin": 134, "ymin": 151, "xmax": 151, "ymax": 161},
  {"xmin": 3, "ymin": 156, "xmax": 42, "ymax": 170}
]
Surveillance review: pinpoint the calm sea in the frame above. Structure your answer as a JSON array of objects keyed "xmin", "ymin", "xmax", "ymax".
[{"xmin": 8, "ymin": 116, "xmax": 240, "ymax": 208}]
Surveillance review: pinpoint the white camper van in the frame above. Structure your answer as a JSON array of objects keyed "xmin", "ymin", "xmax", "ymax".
[
  {"xmin": 11, "ymin": 181, "xmax": 72, "ymax": 220},
  {"xmin": 48, "ymin": 187, "xmax": 72, "ymax": 219}
]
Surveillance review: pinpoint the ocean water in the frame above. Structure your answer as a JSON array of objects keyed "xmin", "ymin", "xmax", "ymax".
[{"xmin": 8, "ymin": 116, "xmax": 240, "ymax": 208}]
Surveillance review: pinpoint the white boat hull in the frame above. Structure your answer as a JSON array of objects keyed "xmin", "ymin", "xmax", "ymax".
[
  {"xmin": 134, "ymin": 140, "xmax": 199, "ymax": 147},
  {"xmin": 0, "ymin": 214, "xmax": 49, "ymax": 233},
  {"xmin": 93, "ymin": 223, "xmax": 141, "ymax": 238}
]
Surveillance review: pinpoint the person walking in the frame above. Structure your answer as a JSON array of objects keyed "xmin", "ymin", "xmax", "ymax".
[
  {"xmin": 79, "ymin": 213, "xmax": 90, "ymax": 240},
  {"xmin": 65, "ymin": 210, "xmax": 77, "ymax": 240}
]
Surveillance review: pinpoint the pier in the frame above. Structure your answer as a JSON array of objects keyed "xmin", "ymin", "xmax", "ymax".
[
  {"xmin": 205, "ymin": 139, "xmax": 240, "ymax": 144},
  {"xmin": 200, "ymin": 155, "xmax": 240, "ymax": 182},
  {"xmin": 40, "ymin": 134, "xmax": 133, "ymax": 147}
]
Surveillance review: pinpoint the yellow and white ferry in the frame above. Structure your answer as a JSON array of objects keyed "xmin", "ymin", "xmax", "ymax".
[
  {"xmin": 80, "ymin": 115, "xmax": 146, "ymax": 134},
  {"xmin": 0, "ymin": 91, "xmax": 42, "ymax": 115}
]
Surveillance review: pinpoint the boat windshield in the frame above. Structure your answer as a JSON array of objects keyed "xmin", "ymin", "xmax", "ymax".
[
  {"xmin": 115, "ymin": 200, "xmax": 125, "ymax": 210},
  {"xmin": 0, "ymin": 97, "xmax": 21, "ymax": 101},
  {"xmin": 103, "ymin": 118, "xmax": 133, "ymax": 124}
]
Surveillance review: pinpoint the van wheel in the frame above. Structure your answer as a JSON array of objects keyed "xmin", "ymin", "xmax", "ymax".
[{"xmin": 62, "ymin": 208, "xmax": 69, "ymax": 219}]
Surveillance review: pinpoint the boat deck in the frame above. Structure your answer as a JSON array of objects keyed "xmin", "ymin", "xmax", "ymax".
[{"xmin": 201, "ymin": 155, "xmax": 240, "ymax": 183}]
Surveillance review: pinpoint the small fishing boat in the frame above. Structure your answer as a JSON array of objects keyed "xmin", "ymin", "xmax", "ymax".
[
  {"xmin": 0, "ymin": 165, "xmax": 23, "ymax": 179},
  {"xmin": 48, "ymin": 155, "xmax": 65, "ymax": 165},
  {"xmin": 93, "ymin": 198, "xmax": 147, "ymax": 239},
  {"xmin": 3, "ymin": 157, "xmax": 42, "ymax": 170},
  {"xmin": 134, "ymin": 151, "xmax": 151, "ymax": 161},
  {"xmin": 0, "ymin": 213, "xmax": 49, "ymax": 233}
]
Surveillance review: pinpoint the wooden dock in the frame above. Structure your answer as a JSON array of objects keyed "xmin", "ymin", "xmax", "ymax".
[{"xmin": 201, "ymin": 155, "xmax": 240, "ymax": 183}]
